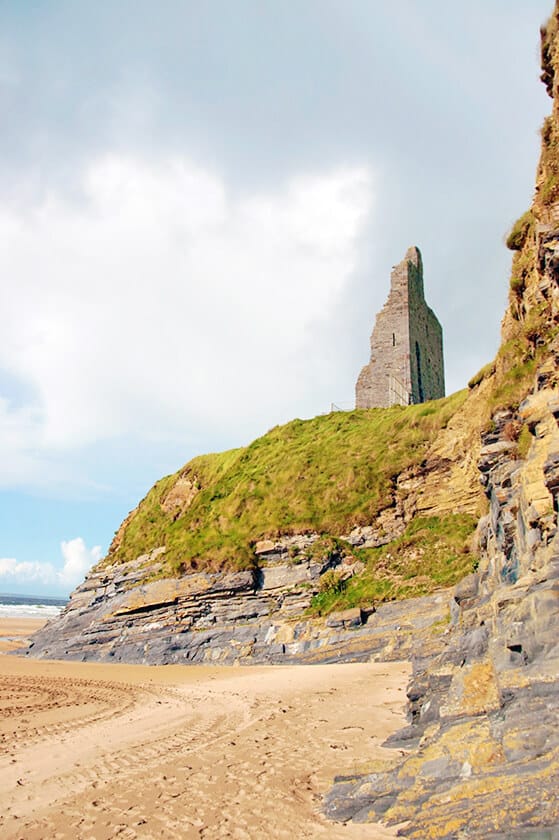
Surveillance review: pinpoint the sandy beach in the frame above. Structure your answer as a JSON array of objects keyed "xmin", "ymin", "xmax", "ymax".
[
  {"xmin": 0, "ymin": 617, "xmax": 409, "ymax": 839},
  {"xmin": 0, "ymin": 617, "xmax": 52, "ymax": 652}
]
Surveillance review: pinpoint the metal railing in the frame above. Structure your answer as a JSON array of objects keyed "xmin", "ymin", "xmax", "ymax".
[
  {"xmin": 329, "ymin": 376, "xmax": 412, "ymax": 413},
  {"xmin": 388, "ymin": 375, "xmax": 411, "ymax": 406},
  {"xmin": 329, "ymin": 401, "xmax": 355, "ymax": 412}
]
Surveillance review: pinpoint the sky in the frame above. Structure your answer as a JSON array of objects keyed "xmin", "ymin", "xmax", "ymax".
[{"xmin": 0, "ymin": 0, "xmax": 553, "ymax": 596}]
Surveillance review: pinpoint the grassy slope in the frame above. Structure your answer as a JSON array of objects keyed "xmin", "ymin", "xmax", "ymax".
[
  {"xmin": 310, "ymin": 513, "xmax": 478, "ymax": 615},
  {"xmin": 108, "ymin": 390, "xmax": 469, "ymax": 577}
]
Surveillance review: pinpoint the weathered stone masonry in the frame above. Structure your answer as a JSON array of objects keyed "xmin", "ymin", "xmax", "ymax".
[{"xmin": 355, "ymin": 246, "xmax": 445, "ymax": 408}]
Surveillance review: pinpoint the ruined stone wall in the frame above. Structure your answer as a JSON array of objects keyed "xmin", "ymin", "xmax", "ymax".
[
  {"xmin": 407, "ymin": 252, "xmax": 445, "ymax": 404},
  {"xmin": 355, "ymin": 252, "xmax": 411, "ymax": 408},
  {"xmin": 355, "ymin": 246, "xmax": 445, "ymax": 408}
]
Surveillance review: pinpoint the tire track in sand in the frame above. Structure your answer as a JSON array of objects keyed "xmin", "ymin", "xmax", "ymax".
[{"xmin": 0, "ymin": 661, "xmax": 409, "ymax": 840}]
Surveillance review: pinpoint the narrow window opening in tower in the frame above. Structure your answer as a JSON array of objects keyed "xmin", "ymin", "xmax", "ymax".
[
  {"xmin": 415, "ymin": 341, "xmax": 424, "ymax": 403},
  {"xmin": 392, "ymin": 333, "xmax": 396, "ymax": 347}
]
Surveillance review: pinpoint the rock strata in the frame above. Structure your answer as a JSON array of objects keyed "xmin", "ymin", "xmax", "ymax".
[{"xmin": 27, "ymin": 542, "xmax": 450, "ymax": 666}]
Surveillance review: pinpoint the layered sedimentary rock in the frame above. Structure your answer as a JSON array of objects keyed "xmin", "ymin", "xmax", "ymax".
[
  {"xmin": 29, "ymin": 535, "xmax": 449, "ymax": 666},
  {"xmin": 356, "ymin": 246, "xmax": 445, "ymax": 408},
  {"xmin": 325, "ymin": 396, "xmax": 559, "ymax": 836}
]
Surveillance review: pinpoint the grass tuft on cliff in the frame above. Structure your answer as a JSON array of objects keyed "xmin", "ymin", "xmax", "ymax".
[{"xmin": 106, "ymin": 390, "xmax": 468, "ymax": 576}]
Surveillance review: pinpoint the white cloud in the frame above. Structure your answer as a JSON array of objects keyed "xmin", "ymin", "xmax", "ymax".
[
  {"xmin": 59, "ymin": 538, "xmax": 103, "ymax": 587},
  {"xmin": 0, "ymin": 154, "xmax": 373, "ymax": 486},
  {"xmin": 0, "ymin": 558, "xmax": 55, "ymax": 587},
  {"xmin": 0, "ymin": 538, "xmax": 102, "ymax": 593}
]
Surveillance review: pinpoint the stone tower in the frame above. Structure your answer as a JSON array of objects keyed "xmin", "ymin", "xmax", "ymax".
[{"xmin": 355, "ymin": 246, "xmax": 445, "ymax": 408}]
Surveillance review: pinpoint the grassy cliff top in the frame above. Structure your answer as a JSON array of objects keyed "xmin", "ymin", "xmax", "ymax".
[{"xmin": 106, "ymin": 389, "xmax": 468, "ymax": 576}]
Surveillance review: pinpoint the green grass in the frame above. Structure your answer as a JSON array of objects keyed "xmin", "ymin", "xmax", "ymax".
[
  {"xmin": 509, "ymin": 243, "xmax": 536, "ymax": 300},
  {"xmin": 506, "ymin": 210, "xmax": 534, "ymax": 252},
  {"xmin": 107, "ymin": 390, "xmax": 468, "ymax": 576},
  {"xmin": 489, "ymin": 301, "xmax": 559, "ymax": 413},
  {"xmin": 488, "ymin": 355, "xmax": 537, "ymax": 413},
  {"xmin": 310, "ymin": 514, "xmax": 478, "ymax": 616},
  {"xmin": 468, "ymin": 361, "xmax": 496, "ymax": 390},
  {"xmin": 517, "ymin": 425, "xmax": 533, "ymax": 460}
]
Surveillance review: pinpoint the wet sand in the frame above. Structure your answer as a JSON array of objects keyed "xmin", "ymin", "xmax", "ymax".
[
  {"xmin": 0, "ymin": 617, "xmax": 50, "ymax": 652},
  {"xmin": 0, "ymin": 618, "xmax": 409, "ymax": 839}
]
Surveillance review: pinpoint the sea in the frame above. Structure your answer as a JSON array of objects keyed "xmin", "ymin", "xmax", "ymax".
[{"xmin": 0, "ymin": 593, "xmax": 68, "ymax": 619}]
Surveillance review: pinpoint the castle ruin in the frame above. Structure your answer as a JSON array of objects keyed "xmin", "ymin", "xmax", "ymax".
[{"xmin": 355, "ymin": 246, "xmax": 445, "ymax": 408}]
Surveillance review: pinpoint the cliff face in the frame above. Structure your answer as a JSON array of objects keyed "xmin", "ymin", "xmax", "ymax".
[
  {"xmin": 326, "ymin": 395, "xmax": 559, "ymax": 837},
  {"xmin": 27, "ymin": 544, "xmax": 451, "ymax": 666},
  {"xmin": 324, "ymin": 5, "xmax": 559, "ymax": 835}
]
